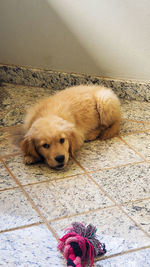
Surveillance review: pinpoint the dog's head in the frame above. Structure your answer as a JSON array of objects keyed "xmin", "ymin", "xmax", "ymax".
[{"xmin": 21, "ymin": 116, "xmax": 83, "ymax": 169}]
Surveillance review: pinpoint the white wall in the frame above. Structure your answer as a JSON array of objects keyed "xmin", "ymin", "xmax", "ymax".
[{"xmin": 0, "ymin": 0, "xmax": 150, "ymax": 81}]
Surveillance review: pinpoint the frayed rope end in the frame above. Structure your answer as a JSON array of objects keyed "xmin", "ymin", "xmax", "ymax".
[{"xmin": 57, "ymin": 222, "xmax": 106, "ymax": 267}]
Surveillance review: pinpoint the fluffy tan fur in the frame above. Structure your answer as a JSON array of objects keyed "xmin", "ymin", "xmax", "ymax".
[{"xmin": 21, "ymin": 85, "xmax": 121, "ymax": 169}]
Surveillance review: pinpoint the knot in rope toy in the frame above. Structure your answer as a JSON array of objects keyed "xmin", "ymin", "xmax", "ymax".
[{"xmin": 58, "ymin": 222, "xmax": 106, "ymax": 267}]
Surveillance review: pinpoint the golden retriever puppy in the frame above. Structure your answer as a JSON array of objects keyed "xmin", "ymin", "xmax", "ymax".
[{"xmin": 21, "ymin": 85, "xmax": 121, "ymax": 169}]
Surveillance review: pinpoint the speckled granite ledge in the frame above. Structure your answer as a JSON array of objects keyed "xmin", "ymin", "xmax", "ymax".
[{"xmin": 0, "ymin": 64, "xmax": 150, "ymax": 101}]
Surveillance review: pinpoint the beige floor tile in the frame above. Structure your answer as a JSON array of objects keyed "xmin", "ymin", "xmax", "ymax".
[
  {"xmin": 5, "ymin": 155, "xmax": 83, "ymax": 185},
  {"xmin": 123, "ymin": 199, "xmax": 150, "ymax": 235},
  {"xmin": 25, "ymin": 175, "xmax": 113, "ymax": 221},
  {"xmin": 95, "ymin": 248, "xmax": 150, "ymax": 267},
  {"xmin": 120, "ymin": 120, "xmax": 150, "ymax": 136},
  {"xmin": 122, "ymin": 132, "xmax": 150, "ymax": 161},
  {"xmin": 121, "ymin": 100, "xmax": 150, "ymax": 122},
  {"xmin": 1, "ymin": 83, "xmax": 150, "ymax": 265},
  {"xmin": 0, "ymin": 130, "xmax": 20, "ymax": 156},
  {"xmin": 0, "ymin": 83, "xmax": 57, "ymax": 127},
  {"xmin": 0, "ymin": 224, "xmax": 65, "ymax": 266},
  {"xmin": 0, "ymin": 188, "xmax": 41, "ymax": 231},
  {"xmin": 75, "ymin": 138, "xmax": 142, "ymax": 172},
  {"xmin": 0, "ymin": 162, "xmax": 17, "ymax": 190},
  {"xmin": 50, "ymin": 207, "xmax": 150, "ymax": 256},
  {"xmin": 90, "ymin": 163, "xmax": 150, "ymax": 204}
]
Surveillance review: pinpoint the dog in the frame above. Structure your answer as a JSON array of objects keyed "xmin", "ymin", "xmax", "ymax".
[{"xmin": 20, "ymin": 84, "xmax": 121, "ymax": 169}]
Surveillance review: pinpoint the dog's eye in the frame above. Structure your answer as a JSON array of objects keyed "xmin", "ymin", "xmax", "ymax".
[
  {"xmin": 42, "ymin": 143, "xmax": 50, "ymax": 149},
  {"xmin": 60, "ymin": 138, "xmax": 65, "ymax": 144}
]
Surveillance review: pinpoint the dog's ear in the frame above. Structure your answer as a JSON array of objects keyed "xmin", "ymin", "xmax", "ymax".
[
  {"xmin": 68, "ymin": 128, "xmax": 84, "ymax": 156},
  {"xmin": 21, "ymin": 136, "xmax": 42, "ymax": 164}
]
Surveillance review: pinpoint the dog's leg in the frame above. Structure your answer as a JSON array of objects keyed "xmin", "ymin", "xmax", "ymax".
[
  {"xmin": 24, "ymin": 155, "xmax": 40, "ymax": 165},
  {"xmin": 85, "ymin": 126, "xmax": 105, "ymax": 141},
  {"xmin": 100, "ymin": 120, "xmax": 120, "ymax": 140}
]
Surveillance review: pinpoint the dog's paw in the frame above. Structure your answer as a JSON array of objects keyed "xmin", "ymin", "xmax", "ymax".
[
  {"xmin": 100, "ymin": 131, "xmax": 118, "ymax": 140},
  {"xmin": 85, "ymin": 128, "xmax": 101, "ymax": 141},
  {"xmin": 24, "ymin": 155, "xmax": 37, "ymax": 165}
]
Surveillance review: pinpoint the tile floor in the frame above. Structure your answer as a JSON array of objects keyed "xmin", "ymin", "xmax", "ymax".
[{"xmin": 0, "ymin": 83, "xmax": 150, "ymax": 267}]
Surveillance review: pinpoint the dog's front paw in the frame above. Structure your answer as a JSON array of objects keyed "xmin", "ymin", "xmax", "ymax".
[{"xmin": 24, "ymin": 155, "xmax": 38, "ymax": 165}]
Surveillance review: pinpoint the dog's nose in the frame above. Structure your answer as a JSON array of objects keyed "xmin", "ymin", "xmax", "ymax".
[{"xmin": 55, "ymin": 155, "xmax": 65, "ymax": 163}]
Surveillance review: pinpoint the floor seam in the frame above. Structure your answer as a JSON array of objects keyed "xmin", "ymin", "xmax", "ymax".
[
  {"xmin": 120, "ymin": 128, "xmax": 150, "ymax": 137},
  {"xmin": 84, "ymin": 160, "xmax": 145, "ymax": 173},
  {"xmin": 90, "ymin": 176, "xmax": 150, "ymax": 240},
  {"xmin": 119, "ymin": 136, "xmax": 148, "ymax": 161},
  {"xmin": 95, "ymin": 245, "xmax": 150, "ymax": 262},
  {"xmin": 73, "ymin": 158, "xmax": 150, "ymax": 240},
  {"xmin": 2, "ymin": 159, "xmax": 146, "ymax": 191},
  {"xmin": 21, "ymin": 172, "xmax": 85, "ymax": 188},
  {"xmin": 0, "ymin": 222, "xmax": 44, "ymax": 234},
  {"xmin": 47, "ymin": 205, "xmax": 117, "ymax": 224},
  {"xmin": 0, "ymin": 186, "xmax": 19, "ymax": 192},
  {"xmin": 1, "ymin": 159, "xmax": 60, "ymax": 241},
  {"xmin": 121, "ymin": 118, "xmax": 150, "ymax": 124}
]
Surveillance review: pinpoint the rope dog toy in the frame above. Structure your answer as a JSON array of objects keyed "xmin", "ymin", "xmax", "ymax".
[{"xmin": 58, "ymin": 222, "xmax": 106, "ymax": 267}]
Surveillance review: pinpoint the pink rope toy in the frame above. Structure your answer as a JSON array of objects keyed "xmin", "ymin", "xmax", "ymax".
[{"xmin": 57, "ymin": 222, "xmax": 106, "ymax": 267}]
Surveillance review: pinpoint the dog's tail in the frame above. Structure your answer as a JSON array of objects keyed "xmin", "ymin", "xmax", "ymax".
[
  {"xmin": 9, "ymin": 125, "xmax": 25, "ymax": 149},
  {"xmin": 95, "ymin": 87, "xmax": 121, "ymax": 140}
]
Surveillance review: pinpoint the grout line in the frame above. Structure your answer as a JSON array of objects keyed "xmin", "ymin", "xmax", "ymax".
[
  {"xmin": 4, "ymin": 158, "xmax": 143, "ymax": 189},
  {"xmin": 0, "ymin": 206, "xmax": 116, "ymax": 236},
  {"xmin": 47, "ymin": 205, "xmax": 117, "ymax": 225},
  {"xmin": 121, "ymin": 118, "xmax": 150, "ymax": 124},
  {"xmin": 0, "ymin": 222, "xmax": 43, "ymax": 234},
  {"xmin": 0, "ymin": 186, "xmax": 18, "ymax": 192},
  {"xmin": 84, "ymin": 160, "xmax": 145, "ymax": 174},
  {"xmin": 89, "ymin": 176, "xmax": 150, "ymax": 240},
  {"xmin": 1, "ymin": 159, "xmax": 59, "ymax": 241},
  {"xmin": 1, "ymin": 154, "xmax": 145, "ymax": 174},
  {"xmin": 2, "ymin": 156, "xmax": 85, "ymax": 186},
  {"xmin": 0, "ymin": 156, "xmax": 145, "ymax": 189},
  {"xmin": 120, "ymin": 128, "xmax": 150, "ymax": 137},
  {"xmin": 120, "ymin": 196, "xmax": 150, "ymax": 206},
  {"xmin": 22, "ymin": 172, "xmax": 84, "ymax": 188},
  {"xmin": 95, "ymin": 245, "xmax": 150, "ymax": 262},
  {"xmin": 119, "ymin": 136, "xmax": 148, "ymax": 161},
  {"xmin": 48, "ymin": 195, "xmax": 150, "ymax": 226},
  {"xmin": 1, "ymin": 130, "xmax": 150, "ymax": 240},
  {"xmin": 73, "ymin": 158, "xmax": 150, "ymax": 240},
  {"xmin": 1, "ymin": 194, "xmax": 150, "ymax": 236},
  {"xmin": 0, "ymin": 127, "xmax": 149, "ymax": 161}
]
